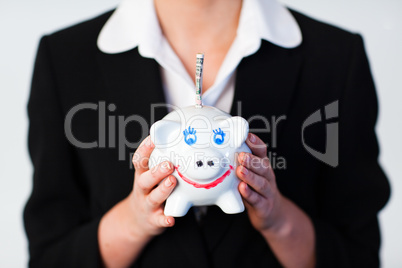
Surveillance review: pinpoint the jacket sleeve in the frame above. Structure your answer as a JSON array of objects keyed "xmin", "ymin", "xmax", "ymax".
[
  {"xmin": 313, "ymin": 34, "xmax": 390, "ymax": 268},
  {"xmin": 24, "ymin": 36, "xmax": 102, "ymax": 267}
]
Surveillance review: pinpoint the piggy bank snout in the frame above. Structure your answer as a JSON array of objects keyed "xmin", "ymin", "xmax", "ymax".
[
  {"xmin": 179, "ymin": 148, "xmax": 229, "ymax": 181},
  {"xmin": 195, "ymin": 159, "xmax": 215, "ymax": 168}
]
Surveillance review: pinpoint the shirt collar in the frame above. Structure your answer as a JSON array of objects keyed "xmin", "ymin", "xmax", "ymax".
[{"xmin": 97, "ymin": 0, "xmax": 302, "ymax": 54}]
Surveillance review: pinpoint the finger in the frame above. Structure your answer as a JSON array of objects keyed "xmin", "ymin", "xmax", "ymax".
[
  {"xmin": 146, "ymin": 175, "xmax": 177, "ymax": 208},
  {"xmin": 236, "ymin": 165, "xmax": 272, "ymax": 197},
  {"xmin": 238, "ymin": 152, "xmax": 273, "ymax": 180},
  {"xmin": 132, "ymin": 136, "xmax": 155, "ymax": 174},
  {"xmin": 155, "ymin": 214, "xmax": 175, "ymax": 228},
  {"xmin": 246, "ymin": 133, "xmax": 267, "ymax": 159},
  {"xmin": 238, "ymin": 181, "xmax": 263, "ymax": 207},
  {"xmin": 136, "ymin": 162, "xmax": 174, "ymax": 193}
]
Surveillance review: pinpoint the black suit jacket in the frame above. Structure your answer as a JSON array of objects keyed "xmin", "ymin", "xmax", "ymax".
[{"xmin": 24, "ymin": 9, "xmax": 390, "ymax": 268}]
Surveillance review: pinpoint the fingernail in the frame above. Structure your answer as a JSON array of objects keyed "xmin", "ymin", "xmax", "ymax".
[
  {"xmin": 241, "ymin": 166, "xmax": 249, "ymax": 175},
  {"xmin": 147, "ymin": 137, "xmax": 155, "ymax": 148},
  {"xmin": 242, "ymin": 153, "xmax": 250, "ymax": 165},
  {"xmin": 166, "ymin": 218, "xmax": 172, "ymax": 225},
  {"xmin": 165, "ymin": 177, "xmax": 173, "ymax": 187},
  {"xmin": 161, "ymin": 162, "xmax": 171, "ymax": 172},
  {"xmin": 248, "ymin": 133, "xmax": 256, "ymax": 143}
]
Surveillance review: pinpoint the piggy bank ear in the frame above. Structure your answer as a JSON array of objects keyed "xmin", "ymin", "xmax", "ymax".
[
  {"xmin": 150, "ymin": 120, "xmax": 181, "ymax": 148},
  {"xmin": 221, "ymin": 116, "xmax": 249, "ymax": 148}
]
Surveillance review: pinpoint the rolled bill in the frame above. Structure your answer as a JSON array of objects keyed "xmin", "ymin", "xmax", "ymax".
[{"xmin": 195, "ymin": 53, "xmax": 204, "ymax": 108}]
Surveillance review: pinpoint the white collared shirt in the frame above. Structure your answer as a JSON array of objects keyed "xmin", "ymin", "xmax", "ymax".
[{"xmin": 98, "ymin": 0, "xmax": 302, "ymax": 113}]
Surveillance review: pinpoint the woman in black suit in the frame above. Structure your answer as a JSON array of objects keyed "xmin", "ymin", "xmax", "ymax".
[{"xmin": 24, "ymin": 0, "xmax": 390, "ymax": 267}]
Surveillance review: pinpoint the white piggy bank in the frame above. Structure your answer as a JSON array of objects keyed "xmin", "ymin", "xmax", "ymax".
[{"xmin": 149, "ymin": 105, "xmax": 251, "ymax": 217}]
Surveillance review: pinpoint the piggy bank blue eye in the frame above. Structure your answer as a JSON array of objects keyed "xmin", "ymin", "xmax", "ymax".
[
  {"xmin": 213, "ymin": 128, "xmax": 225, "ymax": 145},
  {"xmin": 183, "ymin": 126, "xmax": 197, "ymax": 146}
]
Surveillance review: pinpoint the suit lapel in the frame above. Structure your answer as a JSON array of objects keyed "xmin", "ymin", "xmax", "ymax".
[
  {"xmin": 96, "ymin": 47, "xmax": 168, "ymax": 124},
  {"xmin": 231, "ymin": 40, "xmax": 303, "ymax": 141}
]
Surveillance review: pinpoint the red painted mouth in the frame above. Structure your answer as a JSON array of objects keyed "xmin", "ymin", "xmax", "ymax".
[{"xmin": 175, "ymin": 165, "xmax": 234, "ymax": 189}]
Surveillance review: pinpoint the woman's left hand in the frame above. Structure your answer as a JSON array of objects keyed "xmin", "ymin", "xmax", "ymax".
[
  {"xmin": 237, "ymin": 133, "xmax": 316, "ymax": 268},
  {"xmin": 236, "ymin": 133, "xmax": 286, "ymax": 234}
]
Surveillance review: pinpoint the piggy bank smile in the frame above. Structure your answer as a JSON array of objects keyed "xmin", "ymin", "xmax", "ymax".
[{"xmin": 175, "ymin": 164, "xmax": 234, "ymax": 190}]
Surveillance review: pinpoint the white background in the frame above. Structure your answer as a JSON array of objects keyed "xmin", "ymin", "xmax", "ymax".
[{"xmin": 0, "ymin": 0, "xmax": 401, "ymax": 267}]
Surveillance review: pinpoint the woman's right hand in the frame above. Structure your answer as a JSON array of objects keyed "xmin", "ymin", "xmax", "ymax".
[
  {"xmin": 129, "ymin": 136, "xmax": 177, "ymax": 239},
  {"xmin": 98, "ymin": 136, "xmax": 176, "ymax": 268}
]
